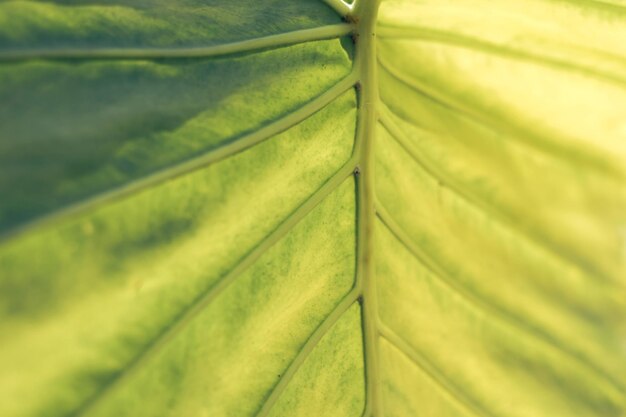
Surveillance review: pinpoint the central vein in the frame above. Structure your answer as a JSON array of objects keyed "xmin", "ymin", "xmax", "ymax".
[{"xmin": 351, "ymin": 0, "xmax": 382, "ymax": 416}]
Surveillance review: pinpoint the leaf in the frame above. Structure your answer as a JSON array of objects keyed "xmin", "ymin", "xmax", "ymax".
[{"xmin": 0, "ymin": 1, "xmax": 625, "ymax": 417}]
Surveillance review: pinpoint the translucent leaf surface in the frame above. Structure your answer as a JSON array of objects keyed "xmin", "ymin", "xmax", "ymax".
[{"xmin": 1, "ymin": 1, "xmax": 624, "ymax": 416}]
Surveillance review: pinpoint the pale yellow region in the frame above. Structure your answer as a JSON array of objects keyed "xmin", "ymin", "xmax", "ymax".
[
  {"xmin": 375, "ymin": 219, "xmax": 626, "ymax": 417},
  {"xmin": 374, "ymin": 122, "xmax": 626, "ymax": 391},
  {"xmin": 379, "ymin": 338, "xmax": 473, "ymax": 417},
  {"xmin": 377, "ymin": 38, "xmax": 626, "ymax": 167},
  {"xmin": 373, "ymin": 10, "xmax": 626, "ymax": 414},
  {"xmin": 0, "ymin": 92, "xmax": 356, "ymax": 417},
  {"xmin": 377, "ymin": 0, "xmax": 626, "ymax": 171},
  {"xmin": 378, "ymin": 0, "xmax": 626, "ymax": 79},
  {"xmin": 376, "ymin": 72, "xmax": 626, "ymax": 282}
]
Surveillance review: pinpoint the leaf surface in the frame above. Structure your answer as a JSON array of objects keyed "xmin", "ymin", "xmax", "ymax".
[{"xmin": 0, "ymin": 1, "xmax": 625, "ymax": 417}]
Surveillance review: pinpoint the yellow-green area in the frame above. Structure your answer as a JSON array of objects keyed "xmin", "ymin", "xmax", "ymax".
[
  {"xmin": 376, "ymin": 219, "xmax": 623, "ymax": 417},
  {"xmin": 267, "ymin": 304, "xmax": 365, "ymax": 417},
  {"xmin": 0, "ymin": 85, "xmax": 357, "ymax": 416},
  {"xmin": 2, "ymin": 0, "xmax": 626, "ymax": 417},
  {"xmin": 84, "ymin": 180, "xmax": 357, "ymax": 417}
]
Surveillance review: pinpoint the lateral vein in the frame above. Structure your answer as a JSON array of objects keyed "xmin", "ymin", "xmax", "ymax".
[
  {"xmin": 322, "ymin": 0, "xmax": 353, "ymax": 17},
  {"xmin": 378, "ymin": 322, "xmax": 496, "ymax": 417},
  {"xmin": 255, "ymin": 289, "xmax": 360, "ymax": 417},
  {"xmin": 0, "ymin": 24, "xmax": 353, "ymax": 61}
]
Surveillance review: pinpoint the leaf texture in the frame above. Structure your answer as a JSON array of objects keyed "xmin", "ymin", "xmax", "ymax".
[
  {"xmin": 0, "ymin": 1, "xmax": 625, "ymax": 417},
  {"xmin": 375, "ymin": 1, "xmax": 626, "ymax": 416}
]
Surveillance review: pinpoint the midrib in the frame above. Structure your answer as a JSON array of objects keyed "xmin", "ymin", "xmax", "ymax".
[{"xmin": 351, "ymin": 1, "xmax": 383, "ymax": 416}]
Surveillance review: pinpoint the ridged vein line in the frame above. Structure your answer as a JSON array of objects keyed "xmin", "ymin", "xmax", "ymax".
[
  {"xmin": 255, "ymin": 289, "xmax": 360, "ymax": 417},
  {"xmin": 378, "ymin": 323, "xmax": 496, "ymax": 417},
  {"xmin": 322, "ymin": 0, "xmax": 353, "ymax": 16},
  {"xmin": 0, "ymin": 24, "xmax": 353, "ymax": 61}
]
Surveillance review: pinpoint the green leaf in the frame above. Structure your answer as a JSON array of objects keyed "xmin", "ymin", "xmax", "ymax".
[{"xmin": 1, "ymin": 1, "xmax": 625, "ymax": 417}]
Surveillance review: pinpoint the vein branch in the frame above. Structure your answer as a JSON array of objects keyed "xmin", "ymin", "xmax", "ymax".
[
  {"xmin": 322, "ymin": 0, "xmax": 353, "ymax": 17},
  {"xmin": 0, "ymin": 24, "xmax": 353, "ymax": 61},
  {"xmin": 378, "ymin": 322, "xmax": 496, "ymax": 417},
  {"xmin": 255, "ymin": 289, "xmax": 360, "ymax": 417}
]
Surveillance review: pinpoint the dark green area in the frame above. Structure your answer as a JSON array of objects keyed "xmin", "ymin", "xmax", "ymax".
[
  {"xmin": 0, "ymin": 0, "xmax": 341, "ymax": 49},
  {"xmin": 0, "ymin": 38, "xmax": 352, "ymax": 232}
]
